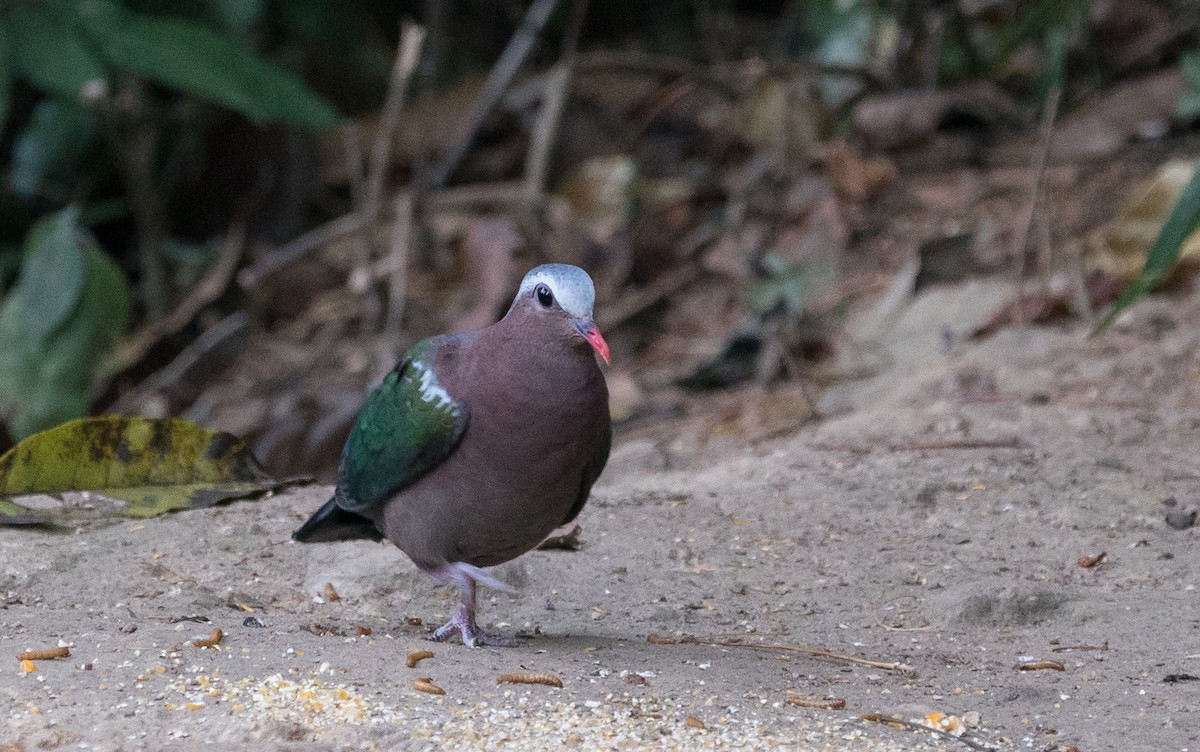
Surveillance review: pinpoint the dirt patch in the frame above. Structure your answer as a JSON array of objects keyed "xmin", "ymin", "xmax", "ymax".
[{"xmin": 3, "ymin": 288, "xmax": 1199, "ymax": 751}]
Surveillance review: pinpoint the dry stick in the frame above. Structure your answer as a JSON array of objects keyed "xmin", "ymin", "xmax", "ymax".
[
  {"xmin": 522, "ymin": 0, "xmax": 588, "ymax": 216},
  {"xmin": 859, "ymin": 713, "xmax": 995, "ymax": 752},
  {"xmin": 97, "ymin": 222, "xmax": 247, "ymax": 388},
  {"xmin": 808, "ymin": 437, "xmax": 1025, "ymax": 453},
  {"xmin": 238, "ymin": 213, "xmax": 367, "ymax": 290},
  {"xmin": 361, "ymin": 23, "xmax": 426, "ymax": 335},
  {"xmin": 686, "ymin": 638, "xmax": 912, "ymax": 674},
  {"xmin": 385, "ymin": 190, "xmax": 414, "ymax": 333},
  {"xmin": 111, "ymin": 310, "xmax": 249, "ymax": 414},
  {"xmin": 365, "ymin": 23, "xmax": 426, "ymax": 228},
  {"xmin": 108, "ymin": 80, "xmax": 169, "ymax": 322},
  {"xmin": 424, "ymin": 0, "xmax": 562, "ymax": 190},
  {"xmin": 1011, "ymin": 85, "xmax": 1062, "ymax": 326}
]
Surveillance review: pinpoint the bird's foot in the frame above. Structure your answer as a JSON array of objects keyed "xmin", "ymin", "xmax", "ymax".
[{"xmin": 429, "ymin": 605, "xmax": 517, "ymax": 648}]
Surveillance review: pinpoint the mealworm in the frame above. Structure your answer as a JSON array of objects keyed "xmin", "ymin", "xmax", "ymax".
[
  {"xmin": 785, "ymin": 695, "xmax": 846, "ymax": 710},
  {"xmin": 323, "ymin": 582, "xmax": 341, "ymax": 601},
  {"xmin": 16, "ymin": 647, "xmax": 70, "ymax": 661},
  {"xmin": 406, "ymin": 650, "xmax": 434, "ymax": 668},
  {"xmin": 496, "ymin": 672, "xmax": 563, "ymax": 688},
  {"xmin": 1017, "ymin": 659, "xmax": 1064, "ymax": 671},
  {"xmin": 646, "ymin": 633, "xmax": 676, "ymax": 645},
  {"xmin": 1077, "ymin": 551, "xmax": 1107, "ymax": 568},
  {"xmin": 192, "ymin": 628, "xmax": 223, "ymax": 648},
  {"xmin": 413, "ymin": 677, "xmax": 445, "ymax": 695}
]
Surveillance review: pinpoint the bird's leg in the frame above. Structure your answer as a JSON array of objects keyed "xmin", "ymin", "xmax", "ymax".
[{"xmin": 428, "ymin": 564, "xmax": 517, "ymax": 648}]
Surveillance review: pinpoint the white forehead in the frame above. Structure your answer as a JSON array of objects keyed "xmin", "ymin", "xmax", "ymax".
[{"xmin": 511, "ymin": 263, "xmax": 596, "ymax": 319}]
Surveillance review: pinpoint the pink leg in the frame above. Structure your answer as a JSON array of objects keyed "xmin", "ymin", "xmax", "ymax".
[{"xmin": 428, "ymin": 563, "xmax": 517, "ymax": 648}]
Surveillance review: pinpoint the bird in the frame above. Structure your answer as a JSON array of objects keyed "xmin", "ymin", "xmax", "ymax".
[{"xmin": 293, "ymin": 264, "xmax": 612, "ymax": 647}]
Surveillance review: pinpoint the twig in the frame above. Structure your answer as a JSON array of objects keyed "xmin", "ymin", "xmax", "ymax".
[
  {"xmin": 1011, "ymin": 85, "xmax": 1061, "ymax": 326},
  {"xmin": 110, "ymin": 310, "xmax": 249, "ymax": 414},
  {"xmin": 598, "ymin": 261, "xmax": 706, "ymax": 331},
  {"xmin": 97, "ymin": 222, "xmax": 247, "ymax": 387},
  {"xmin": 424, "ymin": 0, "xmax": 562, "ymax": 190},
  {"xmin": 522, "ymin": 0, "xmax": 588, "ymax": 217},
  {"xmin": 682, "ymin": 637, "xmax": 912, "ymax": 674},
  {"xmin": 859, "ymin": 713, "xmax": 995, "ymax": 752},
  {"xmin": 808, "ymin": 437, "xmax": 1026, "ymax": 452},
  {"xmin": 386, "ymin": 190, "xmax": 414, "ymax": 332},
  {"xmin": 107, "ymin": 80, "xmax": 169, "ymax": 321},
  {"xmin": 238, "ymin": 213, "xmax": 367, "ymax": 290},
  {"xmin": 1051, "ymin": 641, "xmax": 1108, "ymax": 653},
  {"xmin": 365, "ymin": 23, "xmax": 426, "ymax": 228}
]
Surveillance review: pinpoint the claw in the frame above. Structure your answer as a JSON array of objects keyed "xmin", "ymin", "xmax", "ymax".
[{"xmin": 426, "ymin": 563, "xmax": 517, "ymax": 648}]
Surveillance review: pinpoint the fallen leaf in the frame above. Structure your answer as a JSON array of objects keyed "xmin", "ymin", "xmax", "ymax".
[{"xmin": 0, "ymin": 416, "xmax": 303, "ymax": 527}]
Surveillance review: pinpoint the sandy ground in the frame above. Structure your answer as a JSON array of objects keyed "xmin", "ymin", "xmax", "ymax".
[{"xmin": 2, "ymin": 283, "xmax": 1199, "ymax": 751}]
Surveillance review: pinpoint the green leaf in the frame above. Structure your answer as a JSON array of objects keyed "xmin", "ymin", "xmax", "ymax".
[
  {"xmin": 86, "ymin": 8, "xmax": 338, "ymax": 130},
  {"xmin": 5, "ymin": 207, "xmax": 87, "ymax": 340},
  {"xmin": 0, "ymin": 417, "xmax": 300, "ymax": 526},
  {"xmin": 0, "ymin": 210, "xmax": 129, "ymax": 439},
  {"xmin": 10, "ymin": 99, "xmax": 99, "ymax": 202},
  {"xmin": 8, "ymin": 5, "xmax": 107, "ymax": 101},
  {"xmin": 208, "ymin": 0, "xmax": 266, "ymax": 30},
  {"xmin": 0, "ymin": 26, "xmax": 12, "ymax": 130},
  {"xmin": 1096, "ymin": 165, "xmax": 1200, "ymax": 332}
]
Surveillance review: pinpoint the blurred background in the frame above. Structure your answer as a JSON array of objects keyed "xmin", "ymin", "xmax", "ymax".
[{"xmin": 1, "ymin": 0, "xmax": 1198, "ymax": 481}]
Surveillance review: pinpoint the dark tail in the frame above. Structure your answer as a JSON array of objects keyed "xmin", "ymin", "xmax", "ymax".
[{"xmin": 292, "ymin": 497, "xmax": 385, "ymax": 543}]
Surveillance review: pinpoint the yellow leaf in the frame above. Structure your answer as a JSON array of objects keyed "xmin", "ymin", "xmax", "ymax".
[{"xmin": 0, "ymin": 417, "xmax": 304, "ymax": 526}]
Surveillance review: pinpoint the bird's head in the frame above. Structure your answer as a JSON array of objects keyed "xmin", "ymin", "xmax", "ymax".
[{"xmin": 509, "ymin": 264, "xmax": 610, "ymax": 364}]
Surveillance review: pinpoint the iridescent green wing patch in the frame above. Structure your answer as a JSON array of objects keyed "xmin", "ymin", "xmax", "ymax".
[{"xmin": 337, "ymin": 338, "xmax": 469, "ymax": 513}]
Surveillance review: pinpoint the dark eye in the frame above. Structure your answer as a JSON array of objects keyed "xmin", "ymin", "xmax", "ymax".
[{"xmin": 534, "ymin": 283, "xmax": 554, "ymax": 307}]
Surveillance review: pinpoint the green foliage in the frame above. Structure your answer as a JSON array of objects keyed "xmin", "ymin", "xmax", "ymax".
[
  {"xmin": 83, "ymin": 1, "xmax": 339, "ymax": 130},
  {"xmin": 0, "ymin": 207, "xmax": 129, "ymax": 439},
  {"xmin": 0, "ymin": 416, "xmax": 290, "ymax": 526},
  {"xmin": 11, "ymin": 100, "xmax": 100, "ymax": 203},
  {"xmin": 0, "ymin": 0, "xmax": 340, "ymax": 132},
  {"xmin": 1178, "ymin": 53, "xmax": 1200, "ymax": 120},
  {"xmin": 1095, "ymin": 165, "xmax": 1200, "ymax": 332}
]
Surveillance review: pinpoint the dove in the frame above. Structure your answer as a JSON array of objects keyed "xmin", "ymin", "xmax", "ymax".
[{"xmin": 294, "ymin": 264, "xmax": 611, "ymax": 647}]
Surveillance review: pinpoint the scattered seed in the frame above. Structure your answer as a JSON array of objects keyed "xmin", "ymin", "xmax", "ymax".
[
  {"xmin": 626, "ymin": 674, "xmax": 648, "ymax": 686},
  {"xmin": 785, "ymin": 695, "xmax": 846, "ymax": 710},
  {"xmin": 356, "ymin": 625, "xmax": 373, "ymax": 636},
  {"xmin": 413, "ymin": 677, "xmax": 445, "ymax": 695},
  {"xmin": 1076, "ymin": 551, "xmax": 1107, "ymax": 568},
  {"xmin": 1017, "ymin": 659, "xmax": 1064, "ymax": 671},
  {"xmin": 192, "ymin": 628, "xmax": 224, "ymax": 649},
  {"xmin": 684, "ymin": 715, "xmax": 706, "ymax": 729},
  {"xmin": 16, "ymin": 647, "xmax": 70, "ymax": 661},
  {"xmin": 406, "ymin": 650, "xmax": 434, "ymax": 668},
  {"xmin": 646, "ymin": 633, "xmax": 676, "ymax": 645},
  {"xmin": 497, "ymin": 672, "xmax": 563, "ymax": 688},
  {"xmin": 323, "ymin": 582, "xmax": 341, "ymax": 602}
]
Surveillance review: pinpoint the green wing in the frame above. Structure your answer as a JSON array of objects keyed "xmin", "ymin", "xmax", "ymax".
[{"xmin": 336, "ymin": 337, "xmax": 469, "ymax": 514}]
